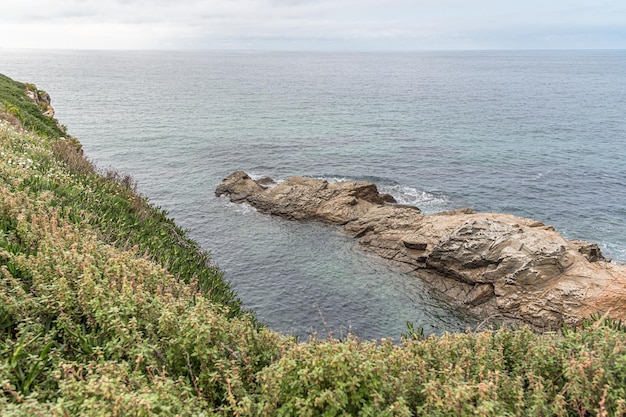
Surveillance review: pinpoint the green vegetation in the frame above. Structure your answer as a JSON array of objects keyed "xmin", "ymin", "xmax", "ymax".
[
  {"xmin": 2, "ymin": 73, "xmax": 626, "ymax": 416},
  {"xmin": 0, "ymin": 74, "xmax": 66, "ymax": 139}
]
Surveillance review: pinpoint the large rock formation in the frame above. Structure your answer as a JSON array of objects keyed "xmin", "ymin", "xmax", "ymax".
[{"xmin": 216, "ymin": 171, "xmax": 626, "ymax": 329}]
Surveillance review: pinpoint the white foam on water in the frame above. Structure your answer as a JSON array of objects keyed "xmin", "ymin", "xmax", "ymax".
[
  {"xmin": 247, "ymin": 172, "xmax": 271, "ymax": 181},
  {"xmin": 379, "ymin": 184, "xmax": 451, "ymax": 214},
  {"xmin": 234, "ymin": 201, "xmax": 257, "ymax": 214},
  {"xmin": 601, "ymin": 242, "xmax": 626, "ymax": 265},
  {"xmin": 218, "ymin": 195, "xmax": 258, "ymax": 215},
  {"xmin": 247, "ymin": 172, "xmax": 283, "ymax": 188},
  {"xmin": 311, "ymin": 176, "xmax": 351, "ymax": 183}
]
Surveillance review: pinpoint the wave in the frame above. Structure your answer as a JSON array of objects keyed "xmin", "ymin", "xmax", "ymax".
[
  {"xmin": 247, "ymin": 172, "xmax": 452, "ymax": 214},
  {"xmin": 218, "ymin": 196, "xmax": 258, "ymax": 215},
  {"xmin": 311, "ymin": 175, "xmax": 452, "ymax": 214},
  {"xmin": 600, "ymin": 242, "xmax": 626, "ymax": 265},
  {"xmin": 378, "ymin": 184, "xmax": 450, "ymax": 214}
]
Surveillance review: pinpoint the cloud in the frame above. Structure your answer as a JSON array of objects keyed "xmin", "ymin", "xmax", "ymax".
[{"xmin": 1, "ymin": 0, "xmax": 624, "ymax": 49}]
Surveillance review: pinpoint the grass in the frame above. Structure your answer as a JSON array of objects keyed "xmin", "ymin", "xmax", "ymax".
[{"xmin": 2, "ymin": 72, "xmax": 626, "ymax": 416}]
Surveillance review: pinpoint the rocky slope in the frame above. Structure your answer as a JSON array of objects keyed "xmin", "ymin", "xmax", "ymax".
[{"xmin": 216, "ymin": 171, "xmax": 626, "ymax": 329}]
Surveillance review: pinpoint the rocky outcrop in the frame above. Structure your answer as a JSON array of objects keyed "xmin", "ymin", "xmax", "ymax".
[
  {"xmin": 216, "ymin": 171, "xmax": 626, "ymax": 329},
  {"xmin": 25, "ymin": 85, "xmax": 55, "ymax": 118}
]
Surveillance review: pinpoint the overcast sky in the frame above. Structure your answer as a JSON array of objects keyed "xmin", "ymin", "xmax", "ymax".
[{"xmin": 1, "ymin": 0, "xmax": 625, "ymax": 50}]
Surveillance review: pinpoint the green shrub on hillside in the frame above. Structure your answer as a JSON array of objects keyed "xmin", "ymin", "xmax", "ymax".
[
  {"xmin": 0, "ymin": 74, "xmax": 66, "ymax": 139},
  {"xmin": 0, "ymin": 111, "xmax": 242, "ymax": 316},
  {"xmin": 0, "ymin": 122, "xmax": 286, "ymax": 413},
  {"xmin": 255, "ymin": 327, "xmax": 626, "ymax": 416}
]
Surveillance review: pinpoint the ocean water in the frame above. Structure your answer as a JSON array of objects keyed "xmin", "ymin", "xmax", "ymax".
[{"xmin": 2, "ymin": 49, "xmax": 625, "ymax": 340}]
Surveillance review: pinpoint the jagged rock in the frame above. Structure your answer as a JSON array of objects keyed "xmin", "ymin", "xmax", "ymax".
[
  {"xmin": 24, "ymin": 84, "xmax": 63, "ymax": 126},
  {"xmin": 215, "ymin": 171, "xmax": 265, "ymax": 202},
  {"xmin": 402, "ymin": 241, "xmax": 428, "ymax": 250},
  {"xmin": 216, "ymin": 171, "xmax": 626, "ymax": 329},
  {"xmin": 570, "ymin": 240, "xmax": 606, "ymax": 262},
  {"xmin": 256, "ymin": 176, "xmax": 276, "ymax": 187}
]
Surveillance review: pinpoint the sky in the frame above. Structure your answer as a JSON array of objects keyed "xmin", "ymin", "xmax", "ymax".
[{"xmin": 1, "ymin": 0, "xmax": 625, "ymax": 51}]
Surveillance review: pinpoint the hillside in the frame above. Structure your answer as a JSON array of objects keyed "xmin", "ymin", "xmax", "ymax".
[{"xmin": 1, "ymin": 73, "xmax": 626, "ymax": 416}]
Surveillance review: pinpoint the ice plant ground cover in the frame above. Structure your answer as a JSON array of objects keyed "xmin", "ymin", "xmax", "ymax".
[{"xmin": 1, "ymin": 73, "xmax": 626, "ymax": 416}]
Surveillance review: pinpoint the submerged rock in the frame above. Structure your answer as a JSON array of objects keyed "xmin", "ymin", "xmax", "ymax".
[{"xmin": 216, "ymin": 171, "xmax": 626, "ymax": 329}]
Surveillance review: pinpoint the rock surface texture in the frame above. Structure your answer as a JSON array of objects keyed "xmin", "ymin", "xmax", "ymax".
[{"xmin": 216, "ymin": 171, "xmax": 626, "ymax": 329}]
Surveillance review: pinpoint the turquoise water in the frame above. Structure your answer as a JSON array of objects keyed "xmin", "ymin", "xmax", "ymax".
[{"xmin": 2, "ymin": 50, "xmax": 625, "ymax": 340}]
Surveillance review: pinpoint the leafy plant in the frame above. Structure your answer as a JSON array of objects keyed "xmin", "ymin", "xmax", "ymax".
[{"xmin": 401, "ymin": 321, "xmax": 425, "ymax": 341}]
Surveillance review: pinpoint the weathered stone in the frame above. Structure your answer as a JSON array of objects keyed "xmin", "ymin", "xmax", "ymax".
[
  {"xmin": 402, "ymin": 241, "xmax": 428, "ymax": 250},
  {"xmin": 256, "ymin": 176, "xmax": 276, "ymax": 187},
  {"xmin": 570, "ymin": 240, "xmax": 606, "ymax": 262},
  {"xmin": 465, "ymin": 283, "xmax": 495, "ymax": 306},
  {"xmin": 216, "ymin": 171, "xmax": 626, "ymax": 330},
  {"xmin": 381, "ymin": 193, "xmax": 397, "ymax": 203},
  {"xmin": 435, "ymin": 207, "xmax": 476, "ymax": 216},
  {"xmin": 215, "ymin": 171, "xmax": 265, "ymax": 200}
]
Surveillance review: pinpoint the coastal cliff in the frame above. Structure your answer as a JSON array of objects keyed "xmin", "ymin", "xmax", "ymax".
[
  {"xmin": 5, "ymin": 72, "xmax": 626, "ymax": 415},
  {"xmin": 216, "ymin": 171, "xmax": 626, "ymax": 329}
]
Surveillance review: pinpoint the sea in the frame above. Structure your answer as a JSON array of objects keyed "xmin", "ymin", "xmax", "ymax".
[{"xmin": 2, "ymin": 49, "xmax": 625, "ymax": 340}]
